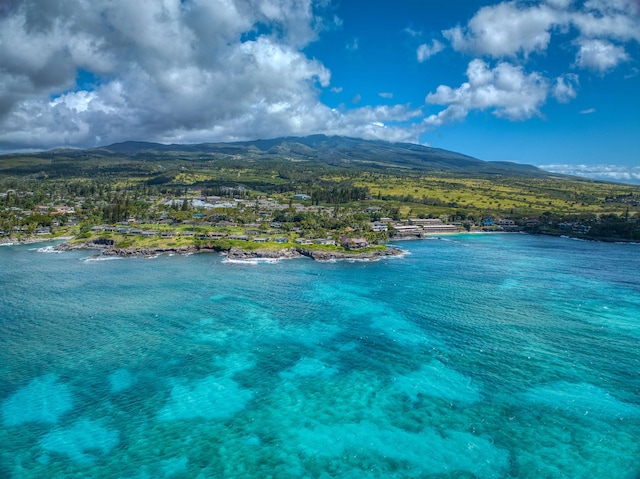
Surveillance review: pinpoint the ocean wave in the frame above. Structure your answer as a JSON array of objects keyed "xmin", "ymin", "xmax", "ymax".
[
  {"xmin": 223, "ymin": 257, "xmax": 281, "ymax": 265},
  {"xmin": 81, "ymin": 255, "xmax": 122, "ymax": 263},
  {"xmin": 35, "ymin": 245, "xmax": 62, "ymax": 253}
]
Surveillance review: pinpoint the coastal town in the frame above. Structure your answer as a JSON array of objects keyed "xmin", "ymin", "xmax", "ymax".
[
  {"xmin": 0, "ymin": 185, "xmax": 461, "ymax": 259},
  {"xmin": 2, "ymin": 180, "xmax": 639, "ymax": 259}
]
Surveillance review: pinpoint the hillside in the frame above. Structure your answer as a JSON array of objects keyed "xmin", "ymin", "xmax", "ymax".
[
  {"xmin": 0, "ymin": 135, "xmax": 549, "ymax": 178},
  {"xmin": 95, "ymin": 135, "xmax": 547, "ymax": 175}
]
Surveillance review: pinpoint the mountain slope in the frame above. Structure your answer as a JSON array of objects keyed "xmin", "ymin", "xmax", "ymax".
[{"xmin": 88, "ymin": 135, "xmax": 548, "ymax": 176}]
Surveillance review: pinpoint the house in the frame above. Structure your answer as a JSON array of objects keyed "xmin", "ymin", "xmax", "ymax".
[
  {"xmin": 228, "ymin": 234, "xmax": 248, "ymax": 241},
  {"xmin": 207, "ymin": 232, "xmax": 227, "ymax": 239},
  {"xmin": 340, "ymin": 236, "xmax": 369, "ymax": 250},
  {"xmin": 273, "ymin": 237, "xmax": 288, "ymax": 243},
  {"xmin": 253, "ymin": 237, "xmax": 270, "ymax": 243},
  {"xmin": 294, "ymin": 237, "xmax": 314, "ymax": 245},
  {"xmin": 572, "ymin": 224, "xmax": 591, "ymax": 234},
  {"xmin": 292, "ymin": 194, "xmax": 311, "ymax": 201},
  {"xmin": 51, "ymin": 206, "xmax": 75, "ymax": 215},
  {"xmin": 371, "ymin": 222, "xmax": 388, "ymax": 232},
  {"xmin": 34, "ymin": 227, "xmax": 51, "ymax": 235},
  {"xmin": 314, "ymin": 238, "xmax": 335, "ymax": 245},
  {"xmin": 495, "ymin": 219, "xmax": 515, "ymax": 226}
]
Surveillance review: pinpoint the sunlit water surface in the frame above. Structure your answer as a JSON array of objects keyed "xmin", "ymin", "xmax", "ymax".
[{"xmin": 1, "ymin": 234, "xmax": 639, "ymax": 478}]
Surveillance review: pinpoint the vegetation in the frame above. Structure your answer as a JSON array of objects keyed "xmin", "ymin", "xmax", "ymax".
[{"xmin": 1, "ymin": 136, "xmax": 639, "ymax": 249}]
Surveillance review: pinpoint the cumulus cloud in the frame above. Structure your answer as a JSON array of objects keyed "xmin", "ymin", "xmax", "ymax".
[
  {"xmin": 424, "ymin": 0, "xmax": 640, "ymax": 128},
  {"xmin": 553, "ymin": 74, "xmax": 579, "ymax": 103},
  {"xmin": 443, "ymin": 0, "xmax": 639, "ymax": 72},
  {"xmin": 443, "ymin": 2, "xmax": 561, "ymax": 58},
  {"xmin": 417, "ymin": 40, "xmax": 444, "ymax": 62},
  {"xmin": 539, "ymin": 164, "xmax": 640, "ymax": 184},
  {"xmin": 574, "ymin": 0, "xmax": 640, "ymax": 42},
  {"xmin": 574, "ymin": 39, "xmax": 630, "ymax": 72},
  {"xmin": 424, "ymin": 59, "xmax": 549, "ymax": 126},
  {"xmin": 0, "ymin": 0, "xmax": 420, "ymax": 151}
]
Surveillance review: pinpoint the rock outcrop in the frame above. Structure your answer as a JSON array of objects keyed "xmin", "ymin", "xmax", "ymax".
[
  {"xmin": 226, "ymin": 247, "xmax": 303, "ymax": 260},
  {"xmin": 296, "ymin": 247, "xmax": 404, "ymax": 261},
  {"xmin": 52, "ymin": 240, "xmax": 405, "ymax": 262}
]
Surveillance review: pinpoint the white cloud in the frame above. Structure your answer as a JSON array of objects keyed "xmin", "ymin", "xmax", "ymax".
[
  {"xmin": 575, "ymin": 0, "xmax": 640, "ymax": 41},
  {"xmin": 553, "ymin": 74, "xmax": 579, "ymax": 103},
  {"xmin": 441, "ymin": 0, "xmax": 639, "ymax": 74},
  {"xmin": 443, "ymin": 2, "xmax": 561, "ymax": 58},
  {"xmin": 417, "ymin": 40, "xmax": 444, "ymax": 62},
  {"xmin": 580, "ymin": 108, "xmax": 596, "ymax": 114},
  {"xmin": 404, "ymin": 27, "xmax": 421, "ymax": 38},
  {"xmin": 0, "ymin": 0, "xmax": 424, "ymax": 151},
  {"xmin": 574, "ymin": 39, "xmax": 630, "ymax": 72},
  {"xmin": 424, "ymin": 59, "xmax": 549, "ymax": 126},
  {"xmin": 538, "ymin": 164, "xmax": 640, "ymax": 184},
  {"xmin": 379, "ymin": 92, "xmax": 394, "ymax": 99}
]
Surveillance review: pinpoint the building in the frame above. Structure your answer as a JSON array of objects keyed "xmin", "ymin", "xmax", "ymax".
[
  {"xmin": 409, "ymin": 218, "xmax": 444, "ymax": 226},
  {"xmin": 314, "ymin": 238, "xmax": 335, "ymax": 245},
  {"xmin": 340, "ymin": 236, "xmax": 369, "ymax": 250},
  {"xmin": 371, "ymin": 221, "xmax": 388, "ymax": 232}
]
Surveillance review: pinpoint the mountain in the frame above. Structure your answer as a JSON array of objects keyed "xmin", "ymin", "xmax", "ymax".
[
  {"xmin": 88, "ymin": 135, "xmax": 547, "ymax": 176},
  {"xmin": 0, "ymin": 135, "xmax": 558, "ymax": 179}
]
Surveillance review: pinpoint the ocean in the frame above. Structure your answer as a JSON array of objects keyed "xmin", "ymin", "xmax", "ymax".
[{"xmin": 1, "ymin": 233, "xmax": 639, "ymax": 478}]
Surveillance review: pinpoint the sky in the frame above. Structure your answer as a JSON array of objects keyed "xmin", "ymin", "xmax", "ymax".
[{"xmin": 0, "ymin": 0, "xmax": 639, "ymax": 182}]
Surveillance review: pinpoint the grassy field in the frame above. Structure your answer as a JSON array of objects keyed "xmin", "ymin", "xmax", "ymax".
[{"xmin": 351, "ymin": 173, "xmax": 639, "ymax": 217}]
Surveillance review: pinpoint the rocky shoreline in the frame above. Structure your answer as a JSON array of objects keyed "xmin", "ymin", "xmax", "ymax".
[{"xmin": 53, "ymin": 239, "xmax": 405, "ymax": 262}]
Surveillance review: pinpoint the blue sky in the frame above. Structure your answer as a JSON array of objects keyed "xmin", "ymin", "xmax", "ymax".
[{"xmin": 0, "ymin": 0, "xmax": 638, "ymax": 181}]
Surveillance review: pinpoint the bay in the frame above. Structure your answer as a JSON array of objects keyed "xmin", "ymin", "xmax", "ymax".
[{"xmin": 1, "ymin": 234, "xmax": 639, "ymax": 478}]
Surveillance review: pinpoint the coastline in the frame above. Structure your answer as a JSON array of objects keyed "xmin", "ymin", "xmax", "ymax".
[
  {"xmin": 52, "ymin": 239, "xmax": 406, "ymax": 262},
  {"xmin": 17, "ymin": 229, "xmax": 636, "ymax": 262},
  {"xmin": 1, "ymin": 235, "xmax": 74, "ymax": 246}
]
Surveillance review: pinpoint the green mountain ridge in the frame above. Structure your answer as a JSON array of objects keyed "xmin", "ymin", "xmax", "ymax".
[
  {"xmin": 79, "ymin": 135, "xmax": 546, "ymax": 176},
  {"xmin": 0, "ymin": 135, "xmax": 578, "ymax": 182}
]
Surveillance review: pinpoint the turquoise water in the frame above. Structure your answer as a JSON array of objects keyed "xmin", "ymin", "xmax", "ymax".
[{"xmin": 1, "ymin": 234, "xmax": 639, "ymax": 478}]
